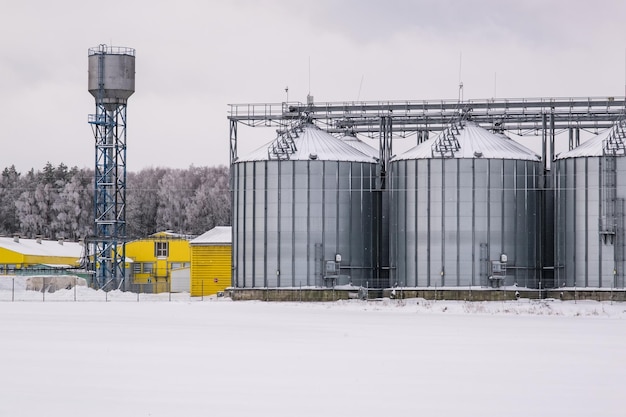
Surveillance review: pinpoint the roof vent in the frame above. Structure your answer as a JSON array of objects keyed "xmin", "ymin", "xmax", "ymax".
[
  {"xmin": 474, "ymin": 151, "xmax": 483, "ymax": 158},
  {"xmin": 36, "ymin": 236, "xmax": 42, "ymax": 244},
  {"xmin": 58, "ymin": 238, "xmax": 64, "ymax": 245},
  {"xmin": 13, "ymin": 234, "xmax": 19, "ymax": 243},
  {"xmin": 309, "ymin": 153, "xmax": 318, "ymax": 160}
]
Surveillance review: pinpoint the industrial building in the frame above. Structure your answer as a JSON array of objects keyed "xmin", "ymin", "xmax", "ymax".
[
  {"xmin": 0, "ymin": 235, "xmax": 83, "ymax": 274},
  {"xmin": 125, "ymin": 231, "xmax": 192, "ymax": 293},
  {"xmin": 228, "ymin": 97, "xmax": 626, "ymax": 297},
  {"xmin": 190, "ymin": 226, "xmax": 231, "ymax": 296}
]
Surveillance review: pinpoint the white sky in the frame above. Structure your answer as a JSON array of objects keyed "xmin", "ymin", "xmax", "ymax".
[
  {"xmin": 1, "ymin": 287, "xmax": 625, "ymax": 416},
  {"xmin": 1, "ymin": 0, "xmax": 626, "ymax": 173}
]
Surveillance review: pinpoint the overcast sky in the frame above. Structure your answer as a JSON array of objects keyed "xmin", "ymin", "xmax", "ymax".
[{"xmin": 1, "ymin": 0, "xmax": 626, "ymax": 173}]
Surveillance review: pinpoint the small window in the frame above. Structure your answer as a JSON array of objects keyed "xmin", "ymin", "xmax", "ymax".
[
  {"xmin": 132, "ymin": 263, "xmax": 141, "ymax": 274},
  {"xmin": 143, "ymin": 263, "xmax": 154, "ymax": 273},
  {"xmin": 154, "ymin": 241, "xmax": 169, "ymax": 258}
]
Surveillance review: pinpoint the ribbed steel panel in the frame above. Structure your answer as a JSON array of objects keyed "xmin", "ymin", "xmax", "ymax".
[
  {"xmin": 390, "ymin": 124, "xmax": 542, "ymax": 288},
  {"xmin": 87, "ymin": 52, "xmax": 135, "ymax": 102},
  {"xmin": 190, "ymin": 245, "xmax": 231, "ymax": 296},
  {"xmin": 340, "ymin": 133, "xmax": 379, "ymax": 159},
  {"xmin": 395, "ymin": 122, "xmax": 541, "ymax": 161},
  {"xmin": 232, "ymin": 159, "xmax": 377, "ymax": 288},
  {"xmin": 239, "ymin": 124, "xmax": 376, "ymax": 162}
]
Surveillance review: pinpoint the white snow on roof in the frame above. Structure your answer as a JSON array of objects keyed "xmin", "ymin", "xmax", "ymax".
[
  {"xmin": 393, "ymin": 122, "xmax": 541, "ymax": 161},
  {"xmin": 190, "ymin": 226, "xmax": 232, "ymax": 245},
  {"xmin": 555, "ymin": 126, "xmax": 612, "ymax": 159},
  {"xmin": 237, "ymin": 124, "xmax": 378, "ymax": 163},
  {"xmin": 0, "ymin": 236, "xmax": 83, "ymax": 258}
]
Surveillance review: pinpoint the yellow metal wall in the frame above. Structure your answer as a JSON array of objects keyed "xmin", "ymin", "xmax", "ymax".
[
  {"xmin": 190, "ymin": 245, "xmax": 231, "ymax": 296},
  {"xmin": 0, "ymin": 248, "xmax": 25, "ymax": 265},
  {"xmin": 125, "ymin": 236, "xmax": 191, "ymax": 285},
  {"xmin": 0, "ymin": 248, "xmax": 79, "ymax": 269}
]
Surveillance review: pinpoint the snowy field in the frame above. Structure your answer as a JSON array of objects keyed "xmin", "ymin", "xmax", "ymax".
[{"xmin": 1, "ymin": 285, "xmax": 625, "ymax": 417}]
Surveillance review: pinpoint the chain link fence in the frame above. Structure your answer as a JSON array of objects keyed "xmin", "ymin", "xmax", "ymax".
[{"xmin": 0, "ymin": 276, "xmax": 218, "ymax": 302}]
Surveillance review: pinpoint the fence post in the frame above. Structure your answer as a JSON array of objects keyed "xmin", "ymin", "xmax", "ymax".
[
  {"xmin": 42, "ymin": 277, "xmax": 46, "ymax": 302},
  {"xmin": 74, "ymin": 276, "xmax": 77, "ymax": 302},
  {"xmin": 12, "ymin": 277, "xmax": 15, "ymax": 302}
]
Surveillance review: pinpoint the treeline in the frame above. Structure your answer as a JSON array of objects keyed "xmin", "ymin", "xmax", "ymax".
[{"xmin": 0, "ymin": 163, "xmax": 231, "ymax": 241}]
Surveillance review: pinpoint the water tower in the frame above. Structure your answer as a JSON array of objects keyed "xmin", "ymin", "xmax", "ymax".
[{"xmin": 87, "ymin": 44, "xmax": 135, "ymax": 289}]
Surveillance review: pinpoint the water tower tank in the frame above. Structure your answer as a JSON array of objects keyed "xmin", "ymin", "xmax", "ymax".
[{"xmin": 88, "ymin": 45, "xmax": 135, "ymax": 108}]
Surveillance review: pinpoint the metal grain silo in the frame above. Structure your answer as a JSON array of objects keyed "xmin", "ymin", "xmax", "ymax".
[
  {"xmin": 554, "ymin": 119, "xmax": 626, "ymax": 288},
  {"xmin": 232, "ymin": 122, "xmax": 378, "ymax": 288},
  {"xmin": 390, "ymin": 121, "xmax": 543, "ymax": 288}
]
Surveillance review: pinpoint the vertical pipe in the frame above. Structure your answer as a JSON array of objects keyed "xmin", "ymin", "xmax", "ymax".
[
  {"xmin": 264, "ymin": 162, "xmax": 269, "ymax": 287},
  {"xmin": 292, "ymin": 160, "xmax": 296, "ymax": 286},
  {"xmin": 471, "ymin": 159, "xmax": 476, "ymax": 286},
  {"xmin": 242, "ymin": 163, "xmax": 247, "ymax": 287},
  {"xmin": 583, "ymin": 158, "xmax": 589, "ymax": 287},
  {"xmin": 441, "ymin": 160, "xmax": 445, "ymax": 287},
  {"xmin": 426, "ymin": 159, "xmax": 431, "ymax": 286},
  {"xmin": 251, "ymin": 162, "xmax": 256, "ymax": 287},
  {"xmin": 456, "ymin": 159, "xmax": 461, "ymax": 286},
  {"xmin": 307, "ymin": 161, "xmax": 311, "ymax": 286},
  {"xmin": 550, "ymin": 111, "xmax": 555, "ymax": 169},
  {"xmin": 277, "ymin": 160, "xmax": 281, "ymax": 287}
]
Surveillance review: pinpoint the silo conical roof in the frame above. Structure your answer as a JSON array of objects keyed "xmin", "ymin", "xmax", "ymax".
[
  {"xmin": 392, "ymin": 121, "xmax": 540, "ymax": 161},
  {"xmin": 340, "ymin": 131, "xmax": 379, "ymax": 159},
  {"xmin": 555, "ymin": 123, "xmax": 622, "ymax": 160},
  {"xmin": 237, "ymin": 124, "xmax": 377, "ymax": 163}
]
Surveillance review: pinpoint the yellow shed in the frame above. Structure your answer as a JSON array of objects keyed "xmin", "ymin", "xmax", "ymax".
[
  {"xmin": 0, "ymin": 235, "xmax": 83, "ymax": 273},
  {"xmin": 125, "ymin": 231, "xmax": 192, "ymax": 292},
  {"xmin": 190, "ymin": 226, "xmax": 231, "ymax": 297}
]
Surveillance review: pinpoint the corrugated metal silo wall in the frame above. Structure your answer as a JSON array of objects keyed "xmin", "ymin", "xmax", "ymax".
[
  {"xmin": 554, "ymin": 156, "xmax": 626, "ymax": 288},
  {"xmin": 390, "ymin": 158, "xmax": 542, "ymax": 288},
  {"xmin": 232, "ymin": 159, "xmax": 378, "ymax": 288}
]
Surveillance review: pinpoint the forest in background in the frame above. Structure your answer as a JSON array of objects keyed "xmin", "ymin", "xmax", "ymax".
[{"xmin": 0, "ymin": 163, "xmax": 231, "ymax": 241}]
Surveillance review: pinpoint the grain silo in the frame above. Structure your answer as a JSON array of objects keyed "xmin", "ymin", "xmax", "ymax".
[
  {"xmin": 553, "ymin": 119, "xmax": 626, "ymax": 288},
  {"xmin": 390, "ymin": 121, "xmax": 543, "ymax": 288},
  {"xmin": 232, "ymin": 122, "xmax": 379, "ymax": 288}
]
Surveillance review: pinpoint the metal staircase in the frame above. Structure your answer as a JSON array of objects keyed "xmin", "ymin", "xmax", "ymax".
[
  {"xmin": 431, "ymin": 121, "xmax": 462, "ymax": 158},
  {"xmin": 267, "ymin": 122, "xmax": 303, "ymax": 160}
]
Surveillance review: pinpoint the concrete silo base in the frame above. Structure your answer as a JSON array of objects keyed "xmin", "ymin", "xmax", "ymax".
[
  {"xmin": 228, "ymin": 287, "xmax": 626, "ymax": 302},
  {"xmin": 227, "ymin": 287, "xmax": 626, "ymax": 302}
]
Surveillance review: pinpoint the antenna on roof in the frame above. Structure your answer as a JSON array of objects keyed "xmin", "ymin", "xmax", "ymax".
[
  {"xmin": 307, "ymin": 57, "xmax": 314, "ymax": 106},
  {"xmin": 494, "ymin": 72, "xmax": 497, "ymax": 99},
  {"xmin": 357, "ymin": 74, "xmax": 364, "ymax": 102},
  {"xmin": 458, "ymin": 51, "xmax": 464, "ymax": 103}
]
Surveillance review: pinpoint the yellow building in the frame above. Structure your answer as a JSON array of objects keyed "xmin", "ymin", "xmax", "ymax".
[
  {"xmin": 125, "ymin": 231, "xmax": 192, "ymax": 292},
  {"xmin": 0, "ymin": 235, "xmax": 83, "ymax": 273},
  {"xmin": 190, "ymin": 226, "xmax": 231, "ymax": 296}
]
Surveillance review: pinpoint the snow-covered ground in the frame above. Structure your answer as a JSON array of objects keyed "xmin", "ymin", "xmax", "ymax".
[{"xmin": 0, "ymin": 284, "xmax": 625, "ymax": 417}]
